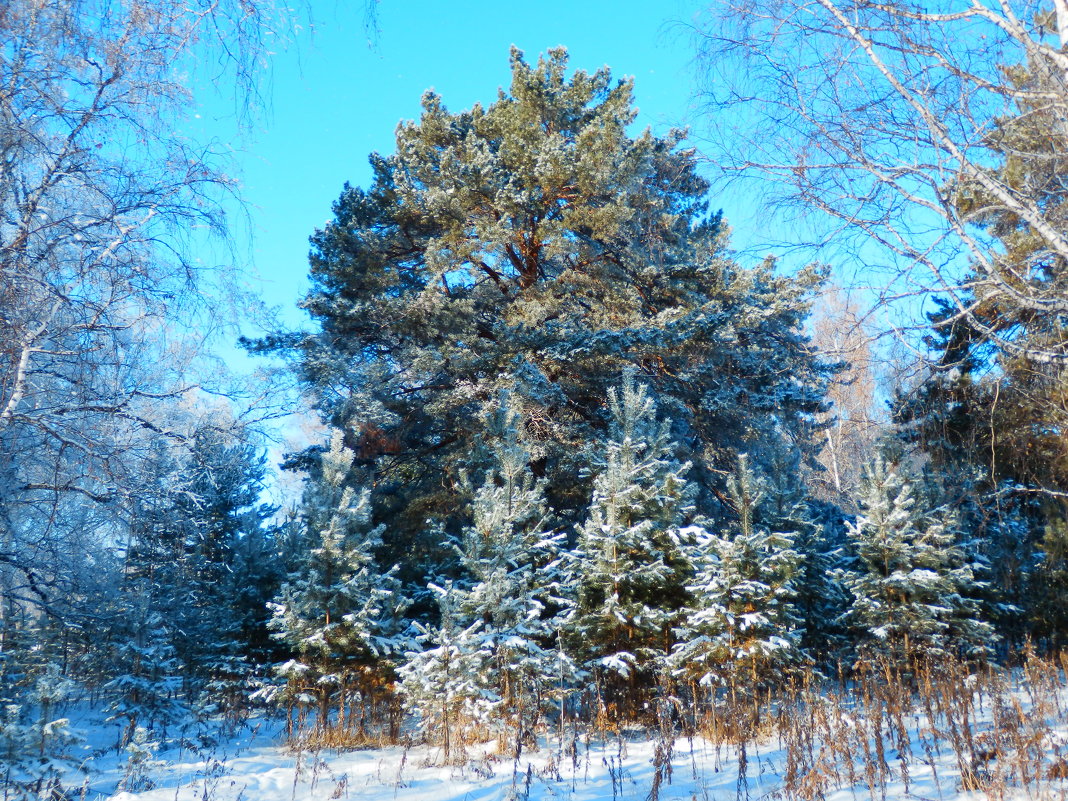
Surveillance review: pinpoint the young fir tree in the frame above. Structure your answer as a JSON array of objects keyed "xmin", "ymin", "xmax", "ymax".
[
  {"xmin": 451, "ymin": 396, "xmax": 573, "ymax": 745},
  {"xmin": 908, "ymin": 471, "xmax": 1024, "ymax": 651},
  {"xmin": 763, "ymin": 449, "xmax": 849, "ymax": 659},
  {"xmin": 840, "ymin": 458, "xmax": 994, "ymax": 669},
  {"xmin": 893, "ymin": 299, "xmax": 1050, "ymax": 644},
  {"xmin": 103, "ymin": 606, "xmax": 184, "ymax": 747},
  {"xmin": 0, "ymin": 664, "xmax": 80, "ymax": 798},
  {"xmin": 563, "ymin": 373, "xmax": 695, "ymax": 716},
  {"xmin": 268, "ymin": 431, "xmax": 410, "ymax": 738},
  {"xmin": 116, "ymin": 423, "xmax": 280, "ymax": 714},
  {"xmin": 398, "ymin": 582, "xmax": 493, "ymax": 763},
  {"xmin": 980, "ymin": 490, "xmax": 1039, "ymax": 643},
  {"xmin": 173, "ymin": 426, "xmax": 280, "ymax": 716},
  {"xmin": 670, "ymin": 455, "xmax": 805, "ymax": 699},
  {"xmin": 118, "ymin": 726, "xmax": 164, "ymax": 793},
  {"xmin": 250, "ymin": 46, "xmax": 833, "ymax": 587}
]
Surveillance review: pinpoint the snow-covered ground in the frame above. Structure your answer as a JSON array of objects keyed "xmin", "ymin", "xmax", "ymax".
[
  {"xmin": 32, "ymin": 668, "xmax": 1068, "ymax": 801},
  {"xmin": 82, "ymin": 720, "xmax": 1067, "ymax": 801},
  {"xmin": 103, "ymin": 732, "xmax": 736, "ymax": 801}
]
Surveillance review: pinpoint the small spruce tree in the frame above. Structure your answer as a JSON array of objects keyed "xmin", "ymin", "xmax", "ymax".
[
  {"xmin": 763, "ymin": 450, "xmax": 848, "ymax": 660},
  {"xmin": 1032, "ymin": 516, "xmax": 1068, "ymax": 651},
  {"xmin": 0, "ymin": 665, "xmax": 80, "ymax": 799},
  {"xmin": 563, "ymin": 372, "xmax": 695, "ymax": 718},
  {"xmin": 670, "ymin": 455, "xmax": 805, "ymax": 700},
  {"xmin": 840, "ymin": 458, "xmax": 994, "ymax": 670},
  {"xmin": 103, "ymin": 606, "xmax": 183, "ymax": 747}
]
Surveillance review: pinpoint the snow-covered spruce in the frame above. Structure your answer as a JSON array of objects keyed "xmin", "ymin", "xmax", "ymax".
[
  {"xmin": 0, "ymin": 664, "xmax": 81, "ymax": 798},
  {"xmin": 268, "ymin": 430, "xmax": 411, "ymax": 739},
  {"xmin": 839, "ymin": 457, "xmax": 994, "ymax": 669},
  {"xmin": 562, "ymin": 372, "xmax": 695, "ymax": 717}
]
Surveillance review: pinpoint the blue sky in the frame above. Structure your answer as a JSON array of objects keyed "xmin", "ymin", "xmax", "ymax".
[{"xmin": 194, "ymin": 0, "xmax": 714, "ymax": 333}]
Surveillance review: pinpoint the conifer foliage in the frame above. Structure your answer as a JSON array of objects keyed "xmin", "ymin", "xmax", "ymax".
[
  {"xmin": 453, "ymin": 398, "xmax": 572, "ymax": 738},
  {"xmin": 13, "ymin": 30, "xmax": 1068, "ymax": 785},
  {"xmin": 103, "ymin": 608, "xmax": 183, "ymax": 747},
  {"xmin": 398, "ymin": 583, "xmax": 492, "ymax": 763},
  {"xmin": 564, "ymin": 373, "xmax": 695, "ymax": 711},
  {"xmin": 671, "ymin": 456, "xmax": 805, "ymax": 697},
  {"xmin": 400, "ymin": 397, "xmax": 571, "ymax": 753},
  {"xmin": 840, "ymin": 459, "xmax": 994, "ymax": 668},
  {"xmin": 261, "ymin": 46, "xmax": 834, "ymax": 582},
  {"xmin": 0, "ymin": 664, "xmax": 80, "ymax": 799},
  {"xmin": 269, "ymin": 431, "xmax": 410, "ymax": 738}
]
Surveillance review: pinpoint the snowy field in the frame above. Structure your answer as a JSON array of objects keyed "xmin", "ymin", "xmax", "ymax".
[{"xmin": 40, "ymin": 667, "xmax": 1068, "ymax": 801}]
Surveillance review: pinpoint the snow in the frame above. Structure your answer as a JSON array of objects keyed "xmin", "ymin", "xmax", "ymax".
[
  {"xmin": 102, "ymin": 736, "xmax": 685, "ymax": 801},
  {"xmin": 53, "ymin": 670, "xmax": 1068, "ymax": 801}
]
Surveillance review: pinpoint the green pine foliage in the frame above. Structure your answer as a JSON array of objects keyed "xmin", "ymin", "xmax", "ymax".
[
  {"xmin": 10, "ymin": 40, "xmax": 1058, "ymax": 754},
  {"xmin": 398, "ymin": 582, "xmax": 493, "ymax": 763},
  {"xmin": 6, "ymin": 25, "xmax": 1068, "ymax": 768},
  {"xmin": 251, "ymin": 46, "xmax": 834, "ymax": 586},
  {"xmin": 762, "ymin": 451, "xmax": 848, "ymax": 658},
  {"xmin": 0, "ymin": 665, "xmax": 81, "ymax": 798},
  {"xmin": 670, "ymin": 455, "xmax": 805, "ymax": 697},
  {"xmin": 399, "ymin": 397, "xmax": 575, "ymax": 753},
  {"xmin": 563, "ymin": 373, "xmax": 695, "ymax": 715},
  {"xmin": 268, "ymin": 431, "xmax": 410, "ymax": 736},
  {"xmin": 113, "ymin": 423, "xmax": 281, "ymax": 715},
  {"xmin": 452, "ymin": 396, "xmax": 575, "ymax": 742},
  {"xmin": 174, "ymin": 428, "xmax": 281, "ymax": 714},
  {"xmin": 840, "ymin": 458, "xmax": 995, "ymax": 669},
  {"xmin": 979, "ymin": 491, "xmax": 1039, "ymax": 642},
  {"xmin": 103, "ymin": 606, "xmax": 184, "ymax": 746},
  {"xmin": 893, "ymin": 43, "xmax": 1068, "ymax": 645}
]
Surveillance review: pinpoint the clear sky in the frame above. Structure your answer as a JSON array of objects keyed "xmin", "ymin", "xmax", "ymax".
[{"xmin": 196, "ymin": 0, "xmax": 715, "ymax": 335}]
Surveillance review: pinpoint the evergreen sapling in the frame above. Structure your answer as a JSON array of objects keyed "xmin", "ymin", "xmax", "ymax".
[
  {"xmin": 840, "ymin": 458, "xmax": 995, "ymax": 668},
  {"xmin": 670, "ymin": 456, "xmax": 806, "ymax": 698},
  {"xmin": 268, "ymin": 430, "xmax": 411, "ymax": 738},
  {"xmin": 563, "ymin": 373, "xmax": 695, "ymax": 715}
]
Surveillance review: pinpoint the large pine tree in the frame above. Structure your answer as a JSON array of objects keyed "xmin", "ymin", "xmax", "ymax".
[{"xmin": 252, "ymin": 47, "xmax": 832, "ymax": 581}]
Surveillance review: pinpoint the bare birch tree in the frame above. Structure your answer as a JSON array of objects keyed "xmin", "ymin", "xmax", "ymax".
[
  {"xmin": 809, "ymin": 285, "xmax": 883, "ymax": 503},
  {"xmin": 0, "ymin": 0, "xmax": 294, "ymax": 653},
  {"xmin": 692, "ymin": 0, "xmax": 1068, "ymax": 364}
]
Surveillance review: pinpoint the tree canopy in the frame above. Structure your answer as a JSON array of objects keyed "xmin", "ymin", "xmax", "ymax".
[{"xmin": 260, "ymin": 47, "xmax": 833, "ymax": 575}]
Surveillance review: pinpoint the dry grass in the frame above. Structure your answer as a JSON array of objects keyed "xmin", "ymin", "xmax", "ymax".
[
  {"xmin": 758, "ymin": 652, "xmax": 1068, "ymax": 800},
  {"xmin": 274, "ymin": 650, "xmax": 1068, "ymax": 799}
]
